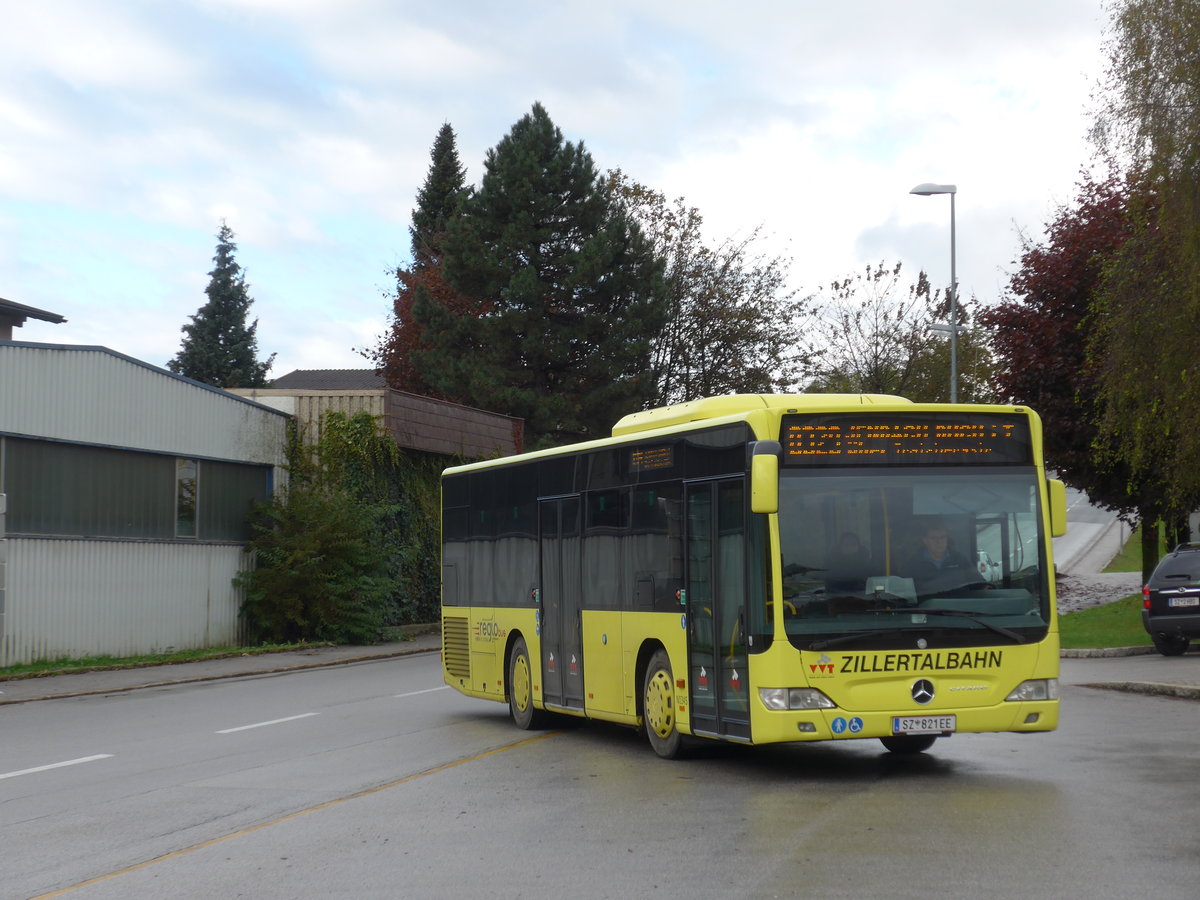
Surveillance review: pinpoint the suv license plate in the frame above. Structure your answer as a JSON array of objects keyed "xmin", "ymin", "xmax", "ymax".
[
  {"xmin": 1168, "ymin": 596, "xmax": 1200, "ymax": 607},
  {"xmin": 893, "ymin": 715, "xmax": 956, "ymax": 735}
]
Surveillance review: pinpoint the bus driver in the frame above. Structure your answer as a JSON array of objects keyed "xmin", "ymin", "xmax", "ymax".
[{"xmin": 905, "ymin": 522, "xmax": 968, "ymax": 595}]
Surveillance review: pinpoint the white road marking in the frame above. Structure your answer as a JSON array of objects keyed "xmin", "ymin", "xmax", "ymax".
[
  {"xmin": 393, "ymin": 686, "xmax": 451, "ymax": 699},
  {"xmin": 0, "ymin": 754, "xmax": 114, "ymax": 780},
  {"xmin": 216, "ymin": 712, "xmax": 319, "ymax": 734}
]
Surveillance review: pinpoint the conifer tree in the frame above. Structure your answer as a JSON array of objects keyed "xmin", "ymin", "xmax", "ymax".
[
  {"xmin": 373, "ymin": 124, "xmax": 472, "ymax": 396},
  {"xmin": 168, "ymin": 222, "xmax": 274, "ymax": 387},
  {"xmin": 412, "ymin": 103, "xmax": 667, "ymax": 444},
  {"xmin": 410, "ymin": 122, "xmax": 467, "ymax": 266}
]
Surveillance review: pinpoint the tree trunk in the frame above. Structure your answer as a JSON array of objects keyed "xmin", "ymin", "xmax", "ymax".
[
  {"xmin": 1140, "ymin": 513, "xmax": 1160, "ymax": 585},
  {"xmin": 1166, "ymin": 514, "xmax": 1190, "ymax": 550}
]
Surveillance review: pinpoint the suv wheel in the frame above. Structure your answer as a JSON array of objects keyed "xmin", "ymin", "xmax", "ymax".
[{"xmin": 1151, "ymin": 633, "xmax": 1191, "ymax": 657}]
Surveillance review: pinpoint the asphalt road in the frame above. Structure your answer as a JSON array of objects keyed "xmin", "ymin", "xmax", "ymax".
[{"xmin": 4, "ymin": 651, "xmax": 1199, "ymax": 899}]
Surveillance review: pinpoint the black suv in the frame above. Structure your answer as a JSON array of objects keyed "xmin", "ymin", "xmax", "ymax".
[{"xmin": 1142, "ymin": 544, "xmax": 1200, "ymax": 656}]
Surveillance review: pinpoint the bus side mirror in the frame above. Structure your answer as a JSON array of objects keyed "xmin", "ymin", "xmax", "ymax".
[
  {"xmin": 750, "ymin": 442, "xmax": 781, "ymax": 514},
  {"xmin": 1048, "ymin": 478, "xmax": 1067, "ymax": 537}
]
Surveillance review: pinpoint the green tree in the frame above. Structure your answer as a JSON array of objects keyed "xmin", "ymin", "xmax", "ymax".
[
  {"xmin": 982, "ymin": 171, "xmax": 1186, "ymax": 580},
  {"xmin": 413, "ymin": 103, "xmax": 668, "ymax": 445},
  {"xmin": 167, "ymin": 222, "xmax": 274, "ymax": 387},
  {"xmin": 610, "ymin": 171, "xmax": 809, "ymax": 404},
  {"xmin": 371, "ymin": 125, "xmax": 475, "ymax": 397},
  {"xmin": 1089, "ymin": 0, "xmax": 1200, "ymax": 549},
  {"xmin": 801, "ymin": 261, "xmax": 991, "ymax": 401},
  {"xmin": 410, "ymin": 122, "xmax": 467, "ymax": 266}
]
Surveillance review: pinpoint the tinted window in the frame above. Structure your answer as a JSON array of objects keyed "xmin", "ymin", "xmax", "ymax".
[
  {"xmin": 684, "ymin": 425, "xmax": 751, "ymax": 478},
  {"xmin": 1151, "ymin": 552, "xmax": 1200, "ymax": 582},
  {"xmin": 2, "ymin": 437, "xmax": 267, "ymax": 542}
]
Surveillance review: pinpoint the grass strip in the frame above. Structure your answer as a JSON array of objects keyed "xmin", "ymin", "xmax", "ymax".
[
  {"xmin": 1059, "ymin": 593, "xmax": 1150, "ymax": 649},
  {"xmin": 0, "ymin": 642, "xmax": 333, "ymax": 681}
]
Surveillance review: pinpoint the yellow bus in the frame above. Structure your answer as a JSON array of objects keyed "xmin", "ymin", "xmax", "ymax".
[{"xmin": 440, "ymin": 394, "xmax": 1066, "ymax": 757}]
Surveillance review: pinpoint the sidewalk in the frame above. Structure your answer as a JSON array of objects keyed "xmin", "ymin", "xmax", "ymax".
[
  {"xmin": 3, "ymin": 629, "xmax": 1197, "ymax": 705},
  {"xmin": 0, "ymin": 632, "xmax": 442, "ymax": 706}
]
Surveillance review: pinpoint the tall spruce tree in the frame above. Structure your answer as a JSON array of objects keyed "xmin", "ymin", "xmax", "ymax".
[
  {"xmin": 412, "ymin": 103, "xmax": 667, "ymax": 445},
  {"xmin": 372, "ymin": 124, "xmax": 472, "ymax": 396},
  {"xmin": 168, "ymin": 222, "xmax": 274, "ymax": 387},
  {"xmin": 410, "ymin": 122, "xmax": 467, "ymax": 266}
]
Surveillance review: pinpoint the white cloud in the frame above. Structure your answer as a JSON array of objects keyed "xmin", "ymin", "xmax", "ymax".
[{"xmin": 0, "ymin": 0, "xmax": 1111, "ymax": 378}]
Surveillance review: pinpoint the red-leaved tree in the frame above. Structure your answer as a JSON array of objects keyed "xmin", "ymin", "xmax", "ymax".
[{"xmin": 980, "ymin": 172, "xmax": 1137, "ymax": 512}]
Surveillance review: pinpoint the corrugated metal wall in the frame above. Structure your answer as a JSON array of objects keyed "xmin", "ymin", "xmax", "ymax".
[
  {"xmin": 295, "ymin": 392, "xmax": 385, "ymax": 446},
  {"xmin": 0, "ymin": 343, "xmax": 290, "ymax": 667},
  {"xmin": 0, "ymin": 538, "xmax": 251, "ymax": 666},
  {"xmin": 0, "ymin": 343, "xmax": 289, "ymax": 465}
]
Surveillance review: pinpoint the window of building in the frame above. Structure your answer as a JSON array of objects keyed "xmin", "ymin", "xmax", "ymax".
[{"xmin": 0, "ymin": 437, "xmax": 270, "ymax": 542}]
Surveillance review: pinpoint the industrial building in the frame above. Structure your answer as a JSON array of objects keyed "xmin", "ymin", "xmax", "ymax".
[{"xmin": 0, "ymin": 335, "xmax": 290, "ymax": 666}]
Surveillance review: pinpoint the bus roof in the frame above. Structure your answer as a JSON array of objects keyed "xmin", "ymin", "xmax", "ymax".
[
  {"xmin": 443, "ymin": 393, "xmax": 916, "ymax": 476},
  {"xmin": 610, "ymin": 393, "xmax": 910, "ymax": 437}
]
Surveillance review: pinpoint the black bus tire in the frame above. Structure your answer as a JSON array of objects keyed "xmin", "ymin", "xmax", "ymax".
[{"xmin": 880, "ymin": 734, "xmax": 937, "ymax": 754}]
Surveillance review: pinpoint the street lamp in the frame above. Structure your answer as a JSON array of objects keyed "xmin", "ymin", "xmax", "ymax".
[{"xmin": 910, "ymin": 182, "xmax": 957, "ymax": 403}]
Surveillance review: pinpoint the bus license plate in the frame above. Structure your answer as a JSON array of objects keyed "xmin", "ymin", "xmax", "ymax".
[
  {"xmin": 893, "ymin": 715, "xmax": 956, "ymax": 735},
  {"xmin": 1168, "ymin": 597, "xmax": 1200, "ymax": 607}
]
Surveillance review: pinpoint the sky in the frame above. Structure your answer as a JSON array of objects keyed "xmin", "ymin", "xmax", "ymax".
[{"xmin": 1, "ymin": 0, "xmax": 1110, "ymax": 379}]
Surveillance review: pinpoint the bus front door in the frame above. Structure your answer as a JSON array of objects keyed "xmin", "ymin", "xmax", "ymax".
[
  {"xmin": 685, "ymin": 479, "xmax": 751, "ymax": 741},
  {"xmin": 538, "ymin": 497, "xmax": 584, "ymax": 711}
]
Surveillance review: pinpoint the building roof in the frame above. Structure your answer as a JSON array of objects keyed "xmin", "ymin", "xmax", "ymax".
[
  {"xmin": 0, "ymin": 297, "xmax": 67, "ymax": 325},
  {"xmin": 270, "ymin": 368, "xmax": 386, "ymax": 390}
]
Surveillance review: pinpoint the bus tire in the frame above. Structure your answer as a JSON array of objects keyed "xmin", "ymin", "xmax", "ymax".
[
  {"xmin": 508, "ymin": 636, "xmax": 545, "ymax": 730},
  {"xmin": 880, "ymin": 735, "xmax": 937, "ymax": 754},
  {"xmin": 643, "ymin": 648, "xmax": 683, "ymax": 759}
]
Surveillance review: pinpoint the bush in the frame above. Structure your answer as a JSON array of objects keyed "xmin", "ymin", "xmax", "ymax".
[
  {"xmin": 237, "ymin": 482, "xmax": 394, "ymax": 644},
  {"xmin": 236, "ymin": 412, "xmax": 445, "ymax": 643}
]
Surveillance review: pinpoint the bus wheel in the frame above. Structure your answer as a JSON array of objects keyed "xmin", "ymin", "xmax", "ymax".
[
  {"xmin": 508, "ymin": 636, "xmax": 544, "ymax": 729},
  {"xmin": 880, "ymin": 735, "xmax": 937, "ymax": 754},
  {"xmin": 643, "ymin": 649, "xmax": 683, "ymax": 759}
]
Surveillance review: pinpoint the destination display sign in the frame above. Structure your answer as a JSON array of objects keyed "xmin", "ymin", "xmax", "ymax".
[
  {"xmin": 781, "ymin": 413, "xmax": 1033, "ymax": 466},
  {"xmin": 630, "ymin": 445, "xmax": 675, "ymax": 473}
]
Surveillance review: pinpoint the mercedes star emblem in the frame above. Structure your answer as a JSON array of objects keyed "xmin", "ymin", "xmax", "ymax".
[{"xmin": 912, "ymin": 679, "xmax": 935, "ymax": 704}]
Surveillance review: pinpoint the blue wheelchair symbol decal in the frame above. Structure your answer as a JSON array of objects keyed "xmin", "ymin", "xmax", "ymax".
[{"xmin": 831, "ymin": 716, "xmax": 864, "ymax": 736}]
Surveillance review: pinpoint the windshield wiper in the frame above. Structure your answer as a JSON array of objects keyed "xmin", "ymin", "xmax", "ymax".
[{"xmin": 915, "ymin": 608, "xmax": 1026, "ymax": 643}]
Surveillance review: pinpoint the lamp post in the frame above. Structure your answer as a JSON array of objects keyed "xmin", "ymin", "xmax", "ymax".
[{"xmin": 910, "ymin": 183, "xmax": 957, "ymax": 403}]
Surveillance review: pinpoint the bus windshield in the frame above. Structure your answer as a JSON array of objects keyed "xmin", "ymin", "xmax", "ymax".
[{"xmin": 777, "ymin": 468, "xmax": 1050, "ymax": 651}]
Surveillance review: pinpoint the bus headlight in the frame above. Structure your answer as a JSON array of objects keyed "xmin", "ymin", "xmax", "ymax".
[
  {"xmin": 1005, "ymin": 678, "xmax": 1059, "ymax": 702},
  {"xmin": 759, "ymin": 688, "xmax": 836, "ymax": 711}
]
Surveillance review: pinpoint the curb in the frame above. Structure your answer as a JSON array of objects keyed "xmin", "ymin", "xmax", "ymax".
[
  {"xmin": 1061, "ymin": 646, "xmax": 1157, "ymax": 658},
  {"xmin": 1078, "ymin": 681, "xmax": 1200, "ymax": 701},
  {"xmin": 0, "ymin": 644, "xmax": 440, "ymax": 706}
]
